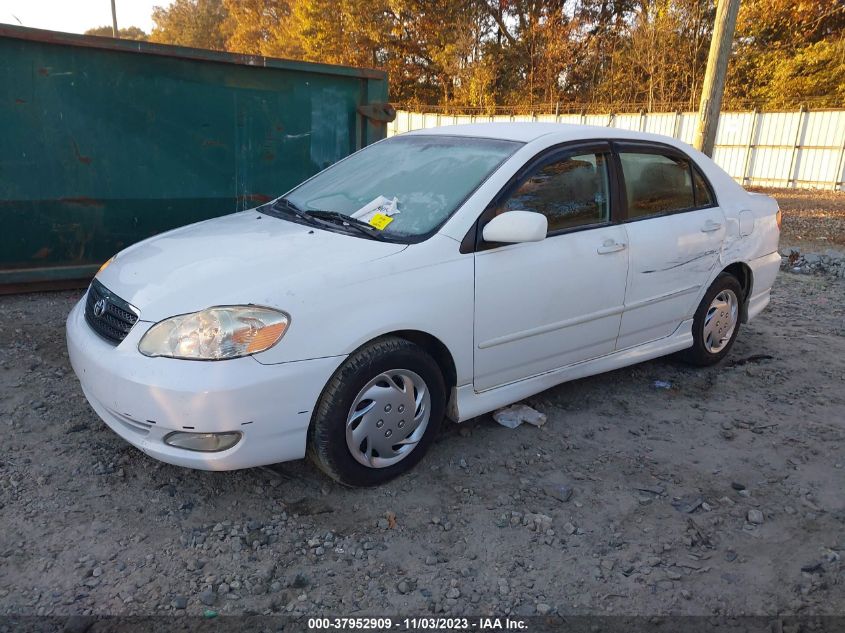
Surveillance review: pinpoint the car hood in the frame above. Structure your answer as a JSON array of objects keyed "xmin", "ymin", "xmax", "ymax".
[{"xmin": 96, "ymin": 210, "xmax": 407, "ymax": 322}]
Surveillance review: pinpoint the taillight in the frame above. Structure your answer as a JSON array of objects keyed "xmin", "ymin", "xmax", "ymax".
[{"xmin": 776, "ymin": 209, "xmax": 782, "ymax": 231}]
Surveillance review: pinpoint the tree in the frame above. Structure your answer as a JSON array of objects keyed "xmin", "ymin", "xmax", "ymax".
[
  {"xmin": 390, "ymin": 0, "xmax": 490, "ymax": 105},
  {"xmin": 734, "ymin": 37, "xmax": 845, "ymax": 109},
  {"xmin": 84, "ymin": 25, "xmax": 148, "ymax": 40},
  {"xmin": 223, "ymin": 0, "xmax": 292, "ymax": 57},
  {"xmin": 128, "ymin": 0, "xmax": 843, "ymax": 110},
  {"xmin": 149, "ymin": 0, "xmax": 231, "ymax": 50},
  {"xmin": 570, "ymin": 0, "xmax": 714, "ymax": 111},
  {"xmin": 726, "ymin": 0, "xmax": 845, "ymax": 108},
  {"xmin": 227, "ymin": 0, "xmax": 486, "ymax": 105}
]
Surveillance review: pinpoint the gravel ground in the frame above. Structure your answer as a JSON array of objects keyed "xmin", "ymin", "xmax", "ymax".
[
  {"xmin": 1, "ymin": 190, "xmax": 843, "ymax": 620},
  {"xmin": 751, "ymin": 187, "xmax": 845, "ymax": 252}
]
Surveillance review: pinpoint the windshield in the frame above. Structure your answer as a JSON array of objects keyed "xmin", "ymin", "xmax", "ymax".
[{"xmin": 278, "ymin": 135, "xmax": 522, "ymax": 239}]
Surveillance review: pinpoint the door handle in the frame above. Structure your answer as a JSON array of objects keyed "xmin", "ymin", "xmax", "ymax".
[
  {"xmin": 597, "ymin": 240, "xmax": 626, "ymax": 254},
  {"xmin": 701, "ymin": 220, "xmax": 723, "ymax": 233}
]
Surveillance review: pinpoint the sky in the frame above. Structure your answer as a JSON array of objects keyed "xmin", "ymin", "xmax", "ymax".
[{"xmin": 0, "ymin": 0, "xmax": 173, "ymax": 34}]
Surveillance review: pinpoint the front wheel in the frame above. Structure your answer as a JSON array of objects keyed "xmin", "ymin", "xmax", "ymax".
[
  {"xmin": 307, "ymin": 337, "xmax": 445, "ymax": 486},
  {"xmin": 681, "ymin": 273, "xmax": 743, "ymax": 366}
]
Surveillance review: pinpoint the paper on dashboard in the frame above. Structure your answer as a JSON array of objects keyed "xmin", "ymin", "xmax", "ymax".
[{"xmin": 351, "ymin": 195, "xmax": 400, "ymax": 223}]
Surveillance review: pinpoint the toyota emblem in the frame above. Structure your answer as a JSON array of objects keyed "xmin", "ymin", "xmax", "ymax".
[{"xmin": 93, "ymin": 298, "xmax": 108, "ymax": 317}]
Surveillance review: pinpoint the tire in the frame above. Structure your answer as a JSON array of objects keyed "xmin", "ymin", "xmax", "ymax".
[
  {"xmin": 307, "ymin": 336, "xmax": 446, "ymax": 486},
  {"xmin": 681, "ymin": 272, "xmax": 743, "ymax": 367}
]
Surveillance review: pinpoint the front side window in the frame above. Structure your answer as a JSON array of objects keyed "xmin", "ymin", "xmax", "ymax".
[
  {"xmin": 495, "ymin": 153, "xmax": 611, "ymax": 233},
  {"xmin": 619, "ymin": 152, "xmax": 695, "ymax": 219},
  {"xmin": 279, "ymin": 135, "xmax": 521, "ymax": 238}
]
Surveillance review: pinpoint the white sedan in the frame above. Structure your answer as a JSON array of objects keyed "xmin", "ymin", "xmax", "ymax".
[{"xmin": 67, "ymin": 124, "xmax": 781, "ymax": 486}]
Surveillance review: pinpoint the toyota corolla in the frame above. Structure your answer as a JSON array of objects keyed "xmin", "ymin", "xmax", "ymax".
[{"xmin": 66, "ymin": 124, "xmax": 781, "ymax": 486}]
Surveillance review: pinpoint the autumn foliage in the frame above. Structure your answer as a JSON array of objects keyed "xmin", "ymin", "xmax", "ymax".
[{"xmin": 87, "ymin": 0, "xmax": 845, "ymax": 112}]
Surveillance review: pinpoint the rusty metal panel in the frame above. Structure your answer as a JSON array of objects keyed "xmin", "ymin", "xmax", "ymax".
[{"xmin": 0, "ymin": 25, "xmax": 389, "ymax": 289}]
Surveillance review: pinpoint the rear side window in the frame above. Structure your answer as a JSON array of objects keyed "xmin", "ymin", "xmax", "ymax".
[
  {"xmin": 693, "ymin": 167, "xmax": 714, "ymax": 207},
  {"xmin": 619, "ymin": 152, "xmax": 695, "ymax": 219},
  {"xmin": 496, "ymin": 153, "xmax": 610, "ymax": 233}
]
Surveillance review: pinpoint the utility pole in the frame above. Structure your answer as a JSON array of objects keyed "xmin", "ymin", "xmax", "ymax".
[
  {"xmin": 693, "ymin": 0, "xmax": 741, "ymax": 156},
  {"xmin": 110, "ymin": 0, "xmax": 119, "ymax": 38}
]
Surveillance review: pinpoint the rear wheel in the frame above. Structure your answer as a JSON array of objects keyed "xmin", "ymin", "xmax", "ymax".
[
  {"xmin": 307, "ymin": 337, "xmax": 445, "ymax": 486},
  {"xmin": 682, "ymin": 273, "xmax": 743, "ymax": 366}
]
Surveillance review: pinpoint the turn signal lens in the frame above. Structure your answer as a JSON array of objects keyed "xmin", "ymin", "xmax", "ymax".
[
  {"xmin": 139, "ymin": 306, "xmax": 290, "ymax": 360},
  {"xmin": 776, "ymin": 209, "xmax": 782, "ymax": 231},
  {"xmin": 97, "ymin": 255, "xmax": 115, "ymax": 276}
]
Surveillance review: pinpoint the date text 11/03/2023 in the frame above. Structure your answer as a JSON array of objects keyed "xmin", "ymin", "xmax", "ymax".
[{"xmin": 307, "ymin": 617, "xmax": 529, "ymax": 630}]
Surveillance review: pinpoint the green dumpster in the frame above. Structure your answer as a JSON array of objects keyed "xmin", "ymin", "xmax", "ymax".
[{"xmin": 0, "ymin": 25, "xmax": 393, "ymax": 292}]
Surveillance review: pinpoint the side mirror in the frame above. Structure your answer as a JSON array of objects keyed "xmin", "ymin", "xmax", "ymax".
[{"xmin": 482, "ymin": 211, "xmax": 548, "ymax": 244}]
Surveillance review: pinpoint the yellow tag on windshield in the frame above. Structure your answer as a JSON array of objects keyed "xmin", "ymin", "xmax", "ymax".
[{"xmin": 368, "ymin": 213, "xmax": 394, "ymax": 230}]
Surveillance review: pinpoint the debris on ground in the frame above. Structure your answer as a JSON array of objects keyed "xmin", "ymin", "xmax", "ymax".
[
  {"xmin": 727, "ymin": 355, "xmax": 773, "ymax": 368},
  {"xmin": 780, "ymin": 248, "xmax": 845, "ymax": 278},
  {"xmin": 543, "ymin": 482, "xmax": 574, "ymax": 503},
  {"xmin": 672, "ymin": 495, "xmax": 705, "ymax": 514},
  {"xmin": 492, "ymin": 403, "xmax": 547, "ymax": 429},
  {"xmin": 747, "ymin": 509, "xmax": 765, "ymax": 525}
]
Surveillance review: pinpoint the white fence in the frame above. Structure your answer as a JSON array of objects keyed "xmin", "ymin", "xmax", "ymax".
[{"xmin": 388, "ymin": 109, "xmax": 845, "ymax": 191}]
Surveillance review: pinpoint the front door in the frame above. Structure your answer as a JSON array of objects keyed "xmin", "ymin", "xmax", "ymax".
[{"xmin": 473, "ymin": 146, "xmax": 629, "ymax": 392}]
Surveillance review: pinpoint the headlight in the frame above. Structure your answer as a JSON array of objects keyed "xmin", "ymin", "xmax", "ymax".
[{"xmin": 138, "ymin": 306, "xmax": 289, "ymax": 360}]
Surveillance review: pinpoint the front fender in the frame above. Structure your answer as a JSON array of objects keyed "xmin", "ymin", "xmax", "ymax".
[{"xmin": 252, "ymin": 236, "xmax": 475, "ymax": 386}]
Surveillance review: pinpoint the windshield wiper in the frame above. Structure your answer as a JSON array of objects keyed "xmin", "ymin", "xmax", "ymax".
[
  {"xmin": 306, "ymin": 210, "xmax": 388, "ymax": 241},
  {"xmin": 268, "ymin": 197, "xmax": 322, "ymax": 227},
  {"xmin": 267, "ymin": 200, "xmax": 388, "ymax": 241}
]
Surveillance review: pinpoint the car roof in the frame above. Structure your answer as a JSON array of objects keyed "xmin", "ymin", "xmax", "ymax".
[{"xmin": 404, "ymin": 122, "xmax": 687, "ymax": 147}]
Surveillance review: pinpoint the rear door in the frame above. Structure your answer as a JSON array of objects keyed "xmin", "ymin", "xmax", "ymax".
[
  {"xmin": 614, "ymin": 143, "xmax": 726, "ymax": 349},
  {"xmin": 472, "ymin": 143, "xmax": 629, "ymax": 391}
]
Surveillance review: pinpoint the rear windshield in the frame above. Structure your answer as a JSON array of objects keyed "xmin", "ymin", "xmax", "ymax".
[{"xmin": 282, "ymin": 135, "xmax": 522, "ymax": 238}]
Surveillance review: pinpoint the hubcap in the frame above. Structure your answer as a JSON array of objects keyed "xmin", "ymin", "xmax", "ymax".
[
  {"xmin": 346, "ymin": 369, "xmax": 431, "ymax": 468},
  {"xmin": 703, "ymin": 289, "xmax": 738, "ymax": 354}
]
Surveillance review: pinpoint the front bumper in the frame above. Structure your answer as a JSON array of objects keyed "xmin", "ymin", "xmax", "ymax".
[{"xmin": 66, "ymin": 298, "xmax": 345, "ymax": 470}]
